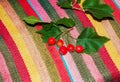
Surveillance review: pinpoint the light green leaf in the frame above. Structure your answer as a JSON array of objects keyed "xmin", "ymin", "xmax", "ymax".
[
  {"xmin": 56, "ymin": 17, "xmax": 75, "ymax": 28},
  {"xmin": 76, "ymin": 28, "xmax": 110, "ymax": 54},
  {"xmin": 23, "ymin": 16, "xmax": 41, "ymax": 25}
]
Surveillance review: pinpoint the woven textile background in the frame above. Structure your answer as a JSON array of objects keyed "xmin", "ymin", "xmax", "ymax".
[{"xmin": 0, "ymin": 0, "xmax": 120, "ymax": 82}]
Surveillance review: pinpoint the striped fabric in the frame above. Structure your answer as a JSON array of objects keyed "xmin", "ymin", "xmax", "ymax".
[{"xmin": 0, "ymin": 0, "xmax": 120, "ymax": 82}]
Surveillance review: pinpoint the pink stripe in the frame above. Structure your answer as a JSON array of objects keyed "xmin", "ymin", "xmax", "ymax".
[
  {"xmin": 26, "ymin": 0, "xmax": 71, "ymax": 81},
  {"xmin": 48, "ymin": 0, "xmax": 84, "ymax": 81},
  {"xmin": 0, "ymin": 52, "xmax": 13, "ymax": 82},
  {"xmin": 63, "ymin": 53, "xmax": 83, "ymax": 82},
  {"xmin": 48, "ymin": 0, "xmax": 68, "ymax": 18},
  {"xmin": 46, "ymin": 45, "xmax": 71, "ymax": 82},
  {"xmin": 0, "ymin": 20, "xmax": 31, "ymax": 82},
  {"xmin": 49, "ymin": 0, "xmax": 105, "ymax": 81},
  {"xmin": 73, "ymin": 4, "xmax": 93, "ymax": 28},
  {"xmin": 29, "ymin": 0, "xmax": 51, "ymax": 22},
  {"xmin": 30, "ymin": 0, "xmax": 83, "ymax": 81},
  {"xmin": 82, "ymin": 54, "xmax": 104, "ymax": 82},
  {"xmin": 103, "ymin": 0, "xmax": 120, "ymax": 24},
  {"xmin": 72, "ymin": 2, "xmax": 120, "ymax": 81}
]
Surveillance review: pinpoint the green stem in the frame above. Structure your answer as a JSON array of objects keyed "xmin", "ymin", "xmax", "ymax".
[
  {"xmin": 55, "ymin": 32, "xmax": 63, "ymax": 39},
  {"xmin": 72, "ymin": 6, "xmax": 83, "ymax": 11},
  {"xmin": 55, "ymin": 28, "xmax": 74, "ymax": 39},
  {"xmin": 61, "ymin": 28, "xmax": 73, "ymax": 36}
]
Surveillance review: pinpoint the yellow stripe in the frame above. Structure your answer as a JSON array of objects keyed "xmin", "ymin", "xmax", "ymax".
[
  {"xmin": 0, "ymin": 5, "xmax": 41, "ymax": 82},
  {"xmin": 80, "ymin": 0, "xmax": 120, "ymax": 71}
]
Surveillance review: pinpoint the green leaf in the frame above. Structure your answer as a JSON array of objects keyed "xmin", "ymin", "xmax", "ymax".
[
  {"xmin": 56, "ymin": 17, "xmax": 75, "ymax": 28},
  {"xmin": 23, "ymin": 16, "xmax": 41, "ymax": 25},
  {"xmin": 82, "ymin": 0, "xmax": 99, "ymax": 8},
  {"xmin": 82, "ymin": 0, "xmax": 114, "ymax": 19},
  {"xmin": 76, "ymin": 28, "xmax": 110, "ymax": 54},
  {"xmin": 57, "ymin": 1, "xmax": 72, "ymax": 9},
  {"xmin": 36, "ymin": 24, "xmax": 61, "ymax": 42},
  {"xmin": 77, "ymin": 0, "xmax": 81, "ymax": 3}
]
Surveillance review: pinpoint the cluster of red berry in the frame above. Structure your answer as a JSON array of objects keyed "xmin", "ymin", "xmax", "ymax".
[{"xmin": 47, "ymin": 37, "xmax": 84, "ymax": 55}]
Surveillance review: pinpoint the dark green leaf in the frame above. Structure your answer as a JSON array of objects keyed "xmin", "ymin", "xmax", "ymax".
[
  {"xmin": 82, "ymin": 0, "xmax": 99, "ymax": 8},
  {"xmin": 77, "ymin": 0, "xmax": 81, "ymax": 3},
  {"xmin": 83, "ymin": 0, "xmax": 114, "ymax": 19},
  {"xmin": 76, "ymin": 28, "xmax": 110, "ymax": 54},
  {"xmin": 36, "ymin": 24, "xmax": 61, "ymax": 42},
  {"xmin": 85, "ymin": 5, "xmax": 113, "ymax": 19},
  {"xmin": 57, "ymin": 1, "xmax": 72, "ymax": 9},
  {"xmin": 23, "ymin": 16, "xmax": 41, "ymax": 25},
  {"xmin": 56, "ymin": 17, "xmax": 75, "ymax": 28},
  {"xmin": 41, "ymin": 22, "xmax": 56, "ymax": 30}
]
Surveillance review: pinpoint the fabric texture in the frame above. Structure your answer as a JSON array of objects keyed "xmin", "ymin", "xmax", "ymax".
[{"xmin": 0, "ymin": 0, "xmax": 120, "ymax": 82}]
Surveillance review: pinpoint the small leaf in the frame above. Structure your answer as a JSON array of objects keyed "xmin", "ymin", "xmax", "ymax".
[
  {"xmin": 76, "ymin": 28, "xmax": 110, "ymax": 54},
  {"xmin": 36, "ymin": 24, "xmax": 61, "ymax": 42},
  {"xmin": 23, "ymin": 16, "xmax": 41, "ymax": 25},
  {"xmin": 57, "ymin": 1, "xmax": 72, "ymax": 9},
  {"xmin": 56, "ymin": 17, "xmax": 75, "ymax": 28}
]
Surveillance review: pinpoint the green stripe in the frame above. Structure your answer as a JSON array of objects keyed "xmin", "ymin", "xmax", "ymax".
[
  {"xmin": 0, "ymin": 37, "xmax": 21, "ymax": 82},
  {"xmin": 109, "ymin": 19, "xmax": 120, "ymax": 39},
  {"xmin": 60, "ymin": 0, "xmax": 113, "ymax": 81},
  {"xmin": 38, "ymin": 0, "xmax": 59, "ymax": 21},
  {"xmin": 38, "ymin": 0, "xmax": 95, "ymax": 81},
  {"xmin": 91, "ymin": 53, "xmax": 113, "ymax": 82},
  {"xmin": 59, "ymin": 0, "xmax": 84, "ymax": 33},
  {"xmin": 8, "ymin": 0, "xmax": 61, "ymax": 81},
  {"xmin": 63, "ymin": 34, "xmax": 95, "ymax": 82},
  {"xmin": 0, "ymin": 73, "xmax": 3, "ymax": 82}
]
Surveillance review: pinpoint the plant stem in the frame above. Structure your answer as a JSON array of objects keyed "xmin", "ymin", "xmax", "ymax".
[
  {"xmin": 72, "ymin": 0, "xmax": 77, "ymax": 6},
  {"xmin": 55, "ymin": 28, "xmax": 74, "ymax": 39},
  {"xmin": 72, "ymin": 6, "xmax": 83, "ymax": 11},
  {"xmin": 55, "ymin": 32, "xmax": 63, "ymax": 39}
]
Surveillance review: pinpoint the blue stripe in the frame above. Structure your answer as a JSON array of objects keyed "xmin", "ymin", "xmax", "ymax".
[
  {"xmin": 113, "ymin": 0, "xmax": 120, "ymax": 9},
  {"xmin": 56, "ymin": 47, "xmax": 74, "ymax": 82},
  {"xmin": 27, "ymin": 0, "xmax": 43, "ymax": 20},
  {"xmin": 27, "ymin": 0, "xmax": 74, "ymax": 81}
]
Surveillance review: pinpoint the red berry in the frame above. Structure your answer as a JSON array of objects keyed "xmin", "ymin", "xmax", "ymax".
[
  {"xmin": 76, "ymin": 45, "xmax": 84, "ymax": 53},
  {"xmin": 59, "ymin": 46, "xmax": 67, "ymax": 55},
  {"xmin": 56, "ymin": 39, "xmax": 64, "ymax": 47},
  {"xmin": 47, "ymin": 37, "xmax": 56, "ymax": 45},
  {"xmin": 67, "ymin": 44, "xmax": 74, "ymax": 52}
]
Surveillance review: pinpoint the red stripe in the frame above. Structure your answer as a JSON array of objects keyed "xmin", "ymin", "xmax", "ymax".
[
  {"xmin": 18, "ymin": 0, "xmax": 71, "ymax": 81},
  {"xmin": 0, "ymin": 20, "xmax": 31, "ymax": 82},
  {"xmin": 103, "ymin": 0, "xmax": 120, "ymax": 24},
  {"xmin": 99, "ymin": 47, "xmax": 120, "ymax": 82},
  {"xmin": 17, "ymin": 0, "xmax": 42, "ymax": 30},
  {"xmin": 73, "ymin": 4, "xmax": 93, "ymax": 28},
  {"xmin": 46, "ymin": 45, "xmax": 71, "ymax": 82},
  {"xmin": 73, "ymin": 4, "xmax": 120, "ymax": 82}
]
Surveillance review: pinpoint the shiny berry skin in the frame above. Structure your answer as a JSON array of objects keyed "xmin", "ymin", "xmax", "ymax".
[
  {"xmin": 76, "ymin": 45, "xmax": 84, "ymax": 53},
  {"xmin": 59, "ymin": 46, "xmax": 67, "ymax": 55},
  {"xmin": 47, "ymin": 37, "xmax": 56, "ymax": 45},
  {"xmin": 67, "ymin": 44, "xmax": 74, "ymax": 52},
  {"xmin": 56, "ymin": 39, "xmax": 64, "ymax": 47}
]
